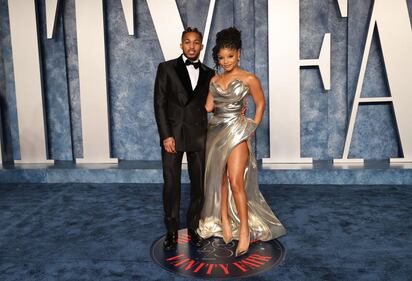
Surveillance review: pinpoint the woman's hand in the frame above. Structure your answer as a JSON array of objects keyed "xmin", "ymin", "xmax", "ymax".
[{"xmin": 249, "ymin": 119, "xmax": 258, "ymax": 138}]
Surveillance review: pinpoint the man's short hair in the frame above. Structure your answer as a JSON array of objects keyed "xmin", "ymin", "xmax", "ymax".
[{"xmin": 181, "ymin": 27, "xmax": 203, "ymax": 41}]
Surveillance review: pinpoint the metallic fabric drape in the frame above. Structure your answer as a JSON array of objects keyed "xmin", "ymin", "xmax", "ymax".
[{"xmin": 197, "ymin": 79, "xmax": 286, "ymax": 241}]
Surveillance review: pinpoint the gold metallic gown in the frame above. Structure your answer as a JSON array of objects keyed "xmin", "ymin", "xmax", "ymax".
[{"xmin": 197, "ymin": 79, "xmax": 286, "ymax": 241}]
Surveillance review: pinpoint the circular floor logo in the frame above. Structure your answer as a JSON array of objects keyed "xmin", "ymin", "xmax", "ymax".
[{"xmin": 150, "ymin": 228, "xmax": 286, "ymax": 279}]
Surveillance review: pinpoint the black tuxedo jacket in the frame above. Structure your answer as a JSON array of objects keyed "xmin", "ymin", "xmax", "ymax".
[{"xmin": 154, "ymin": 55, "xmax": 215, "ymax": 152}]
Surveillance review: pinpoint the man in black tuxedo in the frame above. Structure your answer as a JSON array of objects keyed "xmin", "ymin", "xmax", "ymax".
[{"xmin": 154, "ymin": 27, "xmax": 214, "ymax": 250}]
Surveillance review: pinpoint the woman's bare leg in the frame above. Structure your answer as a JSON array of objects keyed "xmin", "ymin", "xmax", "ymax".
[
  {"xmin": 227, "ymin": 141, "xmax": 249, "ymax": 253},
  {"xmin": 220, "ymin": 170, "xmax": 232, "ymax": 242}
]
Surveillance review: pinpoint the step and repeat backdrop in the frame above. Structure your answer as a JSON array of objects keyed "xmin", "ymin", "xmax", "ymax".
[{"xmin": 0, "ymin": 0, "xmax": 411, "ymax": 164}]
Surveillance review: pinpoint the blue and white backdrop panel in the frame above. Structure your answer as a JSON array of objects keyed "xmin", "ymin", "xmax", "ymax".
[{"xmin": 0, "ymin": 0, "xmax": 411, "ymax": 164}]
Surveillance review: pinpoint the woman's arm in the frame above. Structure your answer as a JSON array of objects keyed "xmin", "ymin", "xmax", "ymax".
[
  {"xmin": 205, "ymin": 75, "xmax": 218, "ymax": 112},
  {"xmin": 246, "ymin": 74, "xmax": 266, "ymax": 125},
  {"xmin": 205, "ymin": 91, "xmax": 214, "ymax": 112}
]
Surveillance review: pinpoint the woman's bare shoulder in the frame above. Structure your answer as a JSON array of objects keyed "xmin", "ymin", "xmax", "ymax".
[
  {"xmin": 210, "ymin": 74, "xmax": 220, "ymax": 84},
  {"xmin": 238, "ymin": 70, "xmax": 260, "ymax": 86}
]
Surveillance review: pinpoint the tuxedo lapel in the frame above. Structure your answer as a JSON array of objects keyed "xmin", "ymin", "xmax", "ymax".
[{"xmin": 174, "ymin": 56, "xmax": 193, "ymax": 104}]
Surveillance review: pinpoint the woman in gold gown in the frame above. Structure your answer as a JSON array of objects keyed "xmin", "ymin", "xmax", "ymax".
[{"xmin": 197, "ymin": 27, "xmax": 286, "ymax": 257}]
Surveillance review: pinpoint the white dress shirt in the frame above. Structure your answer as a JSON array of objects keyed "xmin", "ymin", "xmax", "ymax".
[{"xmin": 182, "ymin": 54, "xmax": 200, "ymax": 91}]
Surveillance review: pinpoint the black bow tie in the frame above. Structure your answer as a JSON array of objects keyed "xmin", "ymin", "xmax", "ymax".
[{"xmin": 185, "ymin": 59, "xmax": 200, "ymax": 69}]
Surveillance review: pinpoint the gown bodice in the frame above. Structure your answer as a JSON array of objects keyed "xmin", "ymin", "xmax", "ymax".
[{"xmin": 209, "ymin": 79, "xmax": 249, "ymax": 126}]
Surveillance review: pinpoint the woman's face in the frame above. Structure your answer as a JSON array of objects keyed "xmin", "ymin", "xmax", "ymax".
[{"xmin": 217, "ymin": 48, "xmax": 240, "ymax": 72}]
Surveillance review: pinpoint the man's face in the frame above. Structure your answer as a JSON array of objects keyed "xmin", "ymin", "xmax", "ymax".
[{"xmin": 180, "ymin": 32, "xmax": 203, "ymax": 61}]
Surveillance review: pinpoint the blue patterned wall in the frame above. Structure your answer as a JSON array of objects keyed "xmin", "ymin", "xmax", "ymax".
[
  {"xmin": 0, "ymin": 0, "xmax": 411, "ymax": 161},
  {"xmin": 0, "ymin": 0, "xmax": 18, "ymax": 161}
]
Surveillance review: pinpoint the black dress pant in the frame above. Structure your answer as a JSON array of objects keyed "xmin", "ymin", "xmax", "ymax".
[{"xmin": 161, "ymin": 149, "xmax": 205, "ymax": 233}]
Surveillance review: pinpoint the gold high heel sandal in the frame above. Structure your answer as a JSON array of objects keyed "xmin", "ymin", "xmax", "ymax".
[
  {"xmin": 223, "ymin": 234, "xmax": 233, "ymax": 244},
  {"xmin": 235, "ymin": 231, "xmax": 250, "ymax": 258}
]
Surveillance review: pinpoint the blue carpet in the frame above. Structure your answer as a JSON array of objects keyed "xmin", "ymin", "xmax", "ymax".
[{"xmin": 0, "ymin": 183, "xmax": 411, "ymax": 280}]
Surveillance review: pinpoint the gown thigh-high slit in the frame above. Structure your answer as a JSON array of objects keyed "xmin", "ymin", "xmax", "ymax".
[{"xmin": 197, "ymin": 79, "xmax": 286, "ymax": 241}]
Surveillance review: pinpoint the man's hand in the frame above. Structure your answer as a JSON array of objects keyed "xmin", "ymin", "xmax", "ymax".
[{"xmin": 163, "ymin": 137, "xmax": 176, "ymax": 153}]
